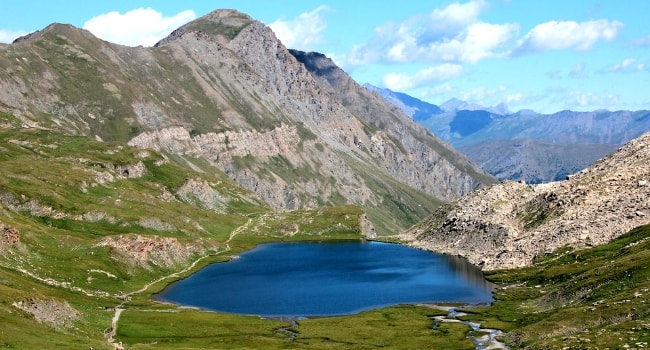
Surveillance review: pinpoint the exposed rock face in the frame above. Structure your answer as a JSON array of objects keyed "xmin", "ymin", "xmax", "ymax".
[
  {"xmin": 176, "ymin": 178, "xmax": 229, "ymax": 213},
  {"xmin": 96, "ymin": 234, "xmax": 210, "ymax": 271},
  {"xmin": 1, "ymin": 223, "xmax": 20, "ymax": 245},
  {"xmin": 402, "ymin": 132, "xmax": 650, "ymax": 270},
  {"xmin": 12, "ymin": 297, "xmax": 80, "ymax": 328},
  {"xmin": 358, "ymin": 213, "xmax": 377, "ymax": 239},
  {"xmin": 290, "ymin": 50, "xmax": 493, "ymax": 201},
  {"xmin": 460, "ymin": 139, "xmax": 620, "ymax": 183}
]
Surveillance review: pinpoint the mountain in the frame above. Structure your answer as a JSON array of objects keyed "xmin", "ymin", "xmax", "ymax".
[
  {"xmin": 438, "ymin": 109, "xmax": 650, "ymax": 148},
  {"xmin": 401, "ymin": 131, "xmax": 650, "ymax": 270},
  {"xmin": 439, "ymin": 97, "xmax": 509, "ymax": 115},
  {"xmin": 363, "ymin": 84, "xmax": 442, "ymax": 121},
  {"xmin": 370, "ymin": 87, "xmax": 650, "ymax": 183},
  {"xmin": 460, "ymin": 138, "xmax": 619, "ymax": 183},
  {"xmin": 0, "ymin": 10, "xmax": 496, "ymax": 235}
]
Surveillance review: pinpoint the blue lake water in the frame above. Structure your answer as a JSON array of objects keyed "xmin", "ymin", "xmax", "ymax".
[{"xmin": 154, "ymin": 241, "xmax": 493, "ymax": 317}]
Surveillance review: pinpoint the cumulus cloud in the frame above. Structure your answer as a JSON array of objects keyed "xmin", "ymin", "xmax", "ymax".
[
  {"xmin": 269, "ymin": 6, "xmax": 329, "ymax": 50},
  {"xmin": 0, "ymin": 29, "xmax": 28, "ymax": 43},
  {"xmin": 345, "ymin": 0, "xmax": 518, "ymax": 66},
  {"xmin": 425, "ymin": 0, "xmax": 487, "ymax": 37},
  {"xmin": 83, "ymin": 8, "xmax": 196, "ymax": 47},
  {"xmin": 383, "ymin": 64, "xmax": 464, "ymax": 91},
  {"xmin": 512, "ymin": 19, "xmax": 623, "ymax": 55}
]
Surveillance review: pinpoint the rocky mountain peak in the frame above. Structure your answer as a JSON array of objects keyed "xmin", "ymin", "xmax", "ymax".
[
  {"xmin": 155, "ymin": 9, "xmax": 254, "ymax": 46},
  {"xmin": 289, "ymin": 50, "xmax": 342, "ymax": 86},
  {"xmin": 12, "ymin": 23, "xmax": 96, "ymax": 45}
]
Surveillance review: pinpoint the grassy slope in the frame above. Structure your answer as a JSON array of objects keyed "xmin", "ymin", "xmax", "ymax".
[
  {"xmin": 462, "ymin": 224, "xmax": 650, "ymax": 349},
  {"xmin": 0, "ymin": 121, "xmax": 371, "ymax": 349}
]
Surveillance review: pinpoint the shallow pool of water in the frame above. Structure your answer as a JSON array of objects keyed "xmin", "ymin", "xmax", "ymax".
[{"xmin": 154, "ymin": 241, "xmax": 493, "ymax": 317}]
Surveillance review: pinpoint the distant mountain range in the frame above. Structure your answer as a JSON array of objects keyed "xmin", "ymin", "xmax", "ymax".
[{"xmin": 366, "ymin": 84, "xmax": 650, "ymax": 183}]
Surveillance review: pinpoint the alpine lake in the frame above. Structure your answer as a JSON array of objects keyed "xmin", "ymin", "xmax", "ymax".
[{"xmin": 154, "ymin": 241, "xmax": 494, "ymax": 318}]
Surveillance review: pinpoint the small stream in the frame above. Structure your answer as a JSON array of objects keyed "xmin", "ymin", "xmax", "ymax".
[{"xmin": 429, "ymin": 306, "xmax": 509, "ymax": 350}]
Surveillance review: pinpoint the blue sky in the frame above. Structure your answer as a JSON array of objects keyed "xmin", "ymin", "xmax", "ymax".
[{"xmin": 1, "ymin": 0, "xmax": 648, "ymax": 113}]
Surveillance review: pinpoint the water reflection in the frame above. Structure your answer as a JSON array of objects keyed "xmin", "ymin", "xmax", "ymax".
[{"xmin": 441, "ymin": 254, "xmax": 495, "ymax": 297}]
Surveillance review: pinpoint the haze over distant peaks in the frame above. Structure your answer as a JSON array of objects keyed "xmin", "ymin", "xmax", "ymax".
[{"xmin": 368, "ymin": 84, "xmax": 650, "ymax": 184}]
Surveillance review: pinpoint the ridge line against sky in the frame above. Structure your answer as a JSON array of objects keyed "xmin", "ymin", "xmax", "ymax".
[{"xmin": 1, "ymin": 0, "xmax": 648, "ymax": 114}]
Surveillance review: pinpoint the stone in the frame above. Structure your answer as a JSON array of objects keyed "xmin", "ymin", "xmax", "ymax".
[{"xmin": 1, "ymin": 224, "xmax": 20, "ymax": 244}]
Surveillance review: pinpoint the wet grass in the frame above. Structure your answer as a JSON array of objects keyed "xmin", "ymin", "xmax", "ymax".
[{"xmin": 116, "ymin": 305, "xmax": 474, "ymax": 350}]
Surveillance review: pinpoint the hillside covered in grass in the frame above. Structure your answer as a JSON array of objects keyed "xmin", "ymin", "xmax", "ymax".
[
  {"xmin": 0, "ymin": 114, "xmax": 367, "ymax": 348},
  {"xmin": 463, "ymin": 223, "xmax": 650, "ymax": 349}
]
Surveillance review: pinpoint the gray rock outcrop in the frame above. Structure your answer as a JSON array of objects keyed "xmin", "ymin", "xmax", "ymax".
[{"xmin": 402, "ymin": 132, "xmax": 650, "ymax": 270}]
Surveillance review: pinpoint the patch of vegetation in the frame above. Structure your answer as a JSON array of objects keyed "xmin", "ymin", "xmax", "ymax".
[
  {"xmin": 292, "ymin": 306, "xmax": 474, "ymax": 349},
  {"xmin": 339, "ymin": 152, "xmax": 442, "ymax": 236},
  {"xmin": 261, "ymin": 155, "xmax": 325, "ymax": 188},
  {"xmin": 296, "ymin": 122, "xmax": 317, "ymax": 142},
  {"xmin": 231, "ymin": 154, "xmax": 256, "ymax": 170},
  {"xmin": 461, "ymin": 224, "xmax": 650, "ymax": 348},
  {"xmin": 115, "ymin": 304, "xmax": 474, "ymax": 349},
  {"xmin": 0, "ymin": 111, "xmax": 22, "ymax": 129},
  {"xmin": 515, "ymin": 191, "xmax": 564, "ymax": 230},
  {"xmin": 184, "ymin": 13, "xmax": 253, "ymax": 41}
]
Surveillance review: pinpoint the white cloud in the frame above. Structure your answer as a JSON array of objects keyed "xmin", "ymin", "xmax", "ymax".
[
  {"xmin": 383, "ymin": 64, "xmax": 463, "ymax": 91},
  {"xmin": 432, "ymin": 0, "xmax": 485, "ymax": 23},
  {"xmin": 269, "ymin": 6, "xmax": 329, "ymax": 50},
  {"xmin": 419, "ymin": 82, "xmax": 457, "ymax": 102},
  {"xmin": 564, "ymin": 91, "xmax": 619, "ymax": 109},
  {"xmin": 512, "ymin": 19, "xmax": 623, "ymax": 55},
  {"xmin": 504, "ymin": 93, "xmax": 524, "ymax": 105},
  {"xmin": 0, "ymin": 29, "xmax": 28, "ymax": 43},
  {"xmin": 460, "ymin": 85, "xmax": 507, "ymax": 102},
  {"xmin": 83, "ymin": 8, "xmax": 196, "ymax": 47},
  {"xmin": 344, "ymin": 0, "xmax": 518, "ymax": 66},
  {"xmin": 604, "ymin": 58, "xmax": 645, "ymax": 72}
]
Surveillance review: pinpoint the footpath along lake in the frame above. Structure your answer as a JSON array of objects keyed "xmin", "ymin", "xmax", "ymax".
[{"xmin": 154, "ymin": 241, "xmax": 494, "ymax": 317}]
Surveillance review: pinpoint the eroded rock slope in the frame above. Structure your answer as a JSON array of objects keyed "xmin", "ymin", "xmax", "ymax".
[{"xmin": 402, "ymin": 132, "xmax": 650, "ymax": 270}]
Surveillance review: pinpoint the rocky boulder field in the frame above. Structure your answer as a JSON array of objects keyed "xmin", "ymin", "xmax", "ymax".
[{"xmin": 402, "ymin": 132, "xmax": 650, "ymax": 270}]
